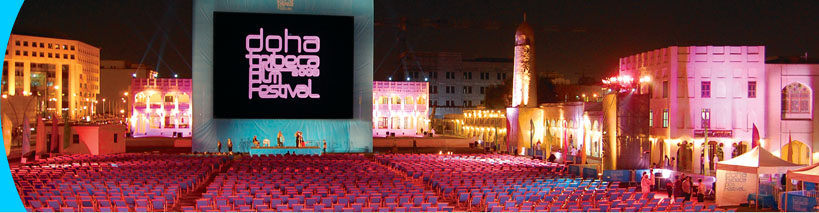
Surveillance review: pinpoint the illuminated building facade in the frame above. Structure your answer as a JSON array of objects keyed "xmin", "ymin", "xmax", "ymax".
[
  {"xmin": 99, "ymin": 60, "xmax": 156, "ymax": 117},
  {"xmin": 765, "ymin": 58, "xmax": 819, "ymax": 165},
  {"xmin": 511, "ymin": 14, "xmax": 536, "ymax": 107},
  {"xmin": 619, "ymin": 46, "xmax": 767, "ymax": 172},
  {"xmin": 372, "ymin": 81, "xmax": 429, "ymax": 137},
  {"xmin": 2, "ymin": 34, "xmax": 100, "ymax": 120},
  {"xmin": 129, "ymin": 78, "xmax": 192, "ymax": 137},
  {"xmin": 454, "ymin": 109, "xmax": 507, "ymax": 147}
]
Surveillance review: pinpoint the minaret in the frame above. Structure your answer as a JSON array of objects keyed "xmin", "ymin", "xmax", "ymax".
[{"xmin": 512, "ymin": 13, "xmax": 536, "ymax": 107}]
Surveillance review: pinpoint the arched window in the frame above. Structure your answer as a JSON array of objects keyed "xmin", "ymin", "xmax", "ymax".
[
  {"xmin": 417, "ymin": 96, "xmax": 426, "ymax": 105},
  {"xmin": 391, "ymin": 96, "xmax": 401, "ymax": 105},
  {"xmin": 405, "ymin": 96, "xmax": 415, "ymax": 105},
  {"xmin": 782, "ymin": 83, "xmax": 812, "ymax": 119}
]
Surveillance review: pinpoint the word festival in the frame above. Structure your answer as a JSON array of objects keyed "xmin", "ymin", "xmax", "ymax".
[{"xmin": 246, "ymin": 28, "xmax": 321, "ymax": 99}]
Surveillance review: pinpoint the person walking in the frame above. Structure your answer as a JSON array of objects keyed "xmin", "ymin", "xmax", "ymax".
[
  {"xmin": 641, "ymin": 172, "xmax": 652, "ymax": 198},
  {"xmin": 673, "ymin": 175, "xmax": 683, "ymax": 201},
  {"xmin": 666, "ymin": 176, "xmax": 675, "ymax": 199},
  {"xmin": 682, "ymin": 176, "xmax": 692, "ymax": 201}
]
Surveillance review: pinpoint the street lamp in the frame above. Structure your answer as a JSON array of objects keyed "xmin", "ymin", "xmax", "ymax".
[{"xmin": 701, "ymin": 110, "xmax": 709, "ymax": 174}]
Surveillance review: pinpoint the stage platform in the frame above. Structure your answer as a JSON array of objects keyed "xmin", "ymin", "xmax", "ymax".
[{"xmin": 249, "ymin": 146, "xmax": 322, "ymax": 156}]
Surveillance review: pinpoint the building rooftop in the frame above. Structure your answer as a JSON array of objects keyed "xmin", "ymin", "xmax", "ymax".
[{"xmin": 766, "ymin": 56, "xmax": 819, "ymax": 64}]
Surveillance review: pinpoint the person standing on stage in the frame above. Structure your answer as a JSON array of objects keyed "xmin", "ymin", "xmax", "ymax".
[
  {"xmin": 277, "ymin": 131, "xmax": 284, "ymax": 147},
  {"xmin": 323, "ymin": 139, "xmax": 327, "ymax": 154},
  {"xmin": 227, "ymin": 138, "xmax": 233, "ymax": 154},
  {"xmin": 217, "ymin": 140, "xmax": 222, "ymax": 154},
  {"xmin": 252, "ymin": 136, "xmax": 260, "ymax": 148}
]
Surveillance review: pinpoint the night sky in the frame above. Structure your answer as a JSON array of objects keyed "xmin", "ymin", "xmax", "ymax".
[
  {"xmin": 375, "ymin": 0, "xmax": 819, "ymax": 81},
  {"xmin": 11, "ymin": 0, "xmax": 192, "ymax": 78},
  {"xmin": 9, "ymin": 0, "xmax": 818, "ymax": 82}
]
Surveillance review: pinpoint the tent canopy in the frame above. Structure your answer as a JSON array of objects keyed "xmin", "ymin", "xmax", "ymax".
[
  {"xmin": 717, "ymin": 146, "xmax": 802, "ymax": 174},
  {"xmin": 788, "ymin": 163, "xmax": 819, "ymax": 183}
]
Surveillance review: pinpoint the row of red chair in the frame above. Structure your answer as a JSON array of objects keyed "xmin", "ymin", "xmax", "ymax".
[
  {"xmin": 187, "ymin": 154, "xmax": 454, "ymax": 212},
  {"xmin": 14, "ymin": 153, "xmax": 228, "ymax": 212}
]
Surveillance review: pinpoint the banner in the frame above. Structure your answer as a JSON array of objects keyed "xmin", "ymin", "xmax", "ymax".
[
  {"xmin": 583, "ymin": 168, "xmax": 598, "ymax": 179},
  {"xmin": 716, "ymin": 170, "xmax": 759, "ymax": 206},
  {"xmin": 603, "ymin": 170, "xmax": 631, "ymax": 182},
  {"xmin": 568, "ymin": 165, "xmax": 580, "ymax": 176},
  {"xmin": 780, "ymin": 191, "xmax": 817, "ymax": 212}
]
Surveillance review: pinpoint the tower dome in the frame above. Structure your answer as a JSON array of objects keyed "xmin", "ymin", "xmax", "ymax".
[{"xmin": 515, "ymin": 13, "xmax": 534, "ymax": 46}]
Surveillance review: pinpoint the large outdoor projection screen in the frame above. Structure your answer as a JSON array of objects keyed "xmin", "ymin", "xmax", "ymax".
[{"xmin": 212, "ymin": 12, "xmax": 354, "ymax": 119}]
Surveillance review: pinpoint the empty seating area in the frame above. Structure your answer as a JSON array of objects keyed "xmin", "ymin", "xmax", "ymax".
[
  {"xmin": 191, "ymin": 154, "xmax": 452, "ymax": 212},
  {"xmin": 14, "ymin": 154, "xmax": 228, "ymax": 212},
  {"xmin": 14, "ymin": 152, "xmax": 733, "ymax": 212},
  {"xmin": 376, "ymin": 154, "xmax": 729, "ymax": 212}
]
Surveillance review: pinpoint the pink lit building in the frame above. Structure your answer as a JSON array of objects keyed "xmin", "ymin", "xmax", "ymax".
[
  {"xmin": 619, "ymin": 46, "xmax": 766, "ymax": 172},
  {"xmin": 372, "ymin": 81, "xmax": 429, "ymax": 137},
  {"xmin": 129, "ymin": 78, "xmax": 192, "ymax": 137},
  {"xmin": 765, "ymin": 58, "xmax": 819, "ymax": 165}
]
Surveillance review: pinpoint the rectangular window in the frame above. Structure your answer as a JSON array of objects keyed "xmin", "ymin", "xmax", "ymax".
[
  {"xmin": 463, "ymin": 72, "xmax": 468, "ymax": 79},
  {"xmin": 432, "ymin": 86, "xmax": 437, "ymax": 94},
  {"xmin": 463, "ymin": 86, "xmax": 467, "ymax": 94},
  {"xmin": 701, "ymin": 108, "xmax": 710, "ymax": 128},
  {"xmin": 22, "ymin": 51, "xmax": 27, "ymax": 56},
  {"xmin": 701, "ymin": 81, "xmax": 711, "ymax": 98},
  {"xmin": 15, "ymin": 50, "xmax": 19, "ymax": 56},
  {"xmin": 47, "ymin": 43, "xmax": 52, "ymax": 48},
  {"xmin": 15, "ymin": 40, "xmax": 19, "ymax": 46},
  {"xmin": 662, "ymin": 81, "xmax": 669, "ymax": 98},
  {"xmin": 748, "ymin": 81, "xmax": 757, "ymax": 98},
  {"xmin": 649, "ymin": 110, "xmax": 653, "ymax": 127},
  {"xmin": 662, "ymin": 109, "xmax": 669, "ymax": 128},
  {"xmin": 70, "ymin": 45, "xmax": 75, "ymax": 50},
  {"xmin": 468, "ymin": 86, "xmax": 473, "ymax": 94},
  {"xmin": 23, "ymin": 41, "xmax": 27, "ymax": 47},
  {"xmin": 480, "ymin": 87, "xmax": 485, "ymax": 94},
  {"xmin": 114, "ymin": 134, "xmax": 118, "ymax": 143},
  {"xmin": 39, "ymin": 43, "xmax": 44, "ymax": 48},
  {"xmin": 497, "ymin": 73, "xmax": 501, "ymax": 80},
  {"xmin": 48, "ymin": 53, "xmax": 52, "ymax": 58},
  {"xmin": 39, "ymin": 52, "xmax": 43, "ymax": 57},
  {"xmin": 73, "ymin": 134, "xmax": 80, "ymax": 144},
  {"xmin": 70, "ymin": 55, "xmax": 75, "ymax": 59}
]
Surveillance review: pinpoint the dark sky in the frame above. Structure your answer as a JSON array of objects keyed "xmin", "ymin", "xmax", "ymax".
[
  {"xmin": 12, "ymin": 0, "xmax": 192, "ymax": 78},
  {"xmin": 10, "ymin": 0, "xmax": 818, "ymax": 81},
  {"xmin": 374, "ymin": 0, "xmax": 819, "ymax": 81}
]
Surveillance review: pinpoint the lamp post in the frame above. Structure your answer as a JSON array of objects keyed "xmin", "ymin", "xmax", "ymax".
[{"xmin": 701, "ymin": 110, "xmax": 709, "ymax": 175}]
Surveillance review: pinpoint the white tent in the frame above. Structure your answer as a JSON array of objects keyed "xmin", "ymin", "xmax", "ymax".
[
  {"xmin": 787, "ymin": 163, "xmax": 819, "ymax": 183},
  {"xmin": 715, "ymin": 147, "xmax": 802, "ymax": 206}
]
